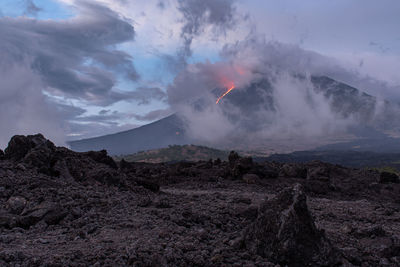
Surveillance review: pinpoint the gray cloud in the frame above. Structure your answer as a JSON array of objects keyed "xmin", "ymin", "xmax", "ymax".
[
  {"xmin": 131, "ymin": 108, "xmax": 171, "ymax": 121},
  {"xmin": 157, "ymin": 1, "xmax": 166, "ymax": 10},
  {"xmin": 72, "ymin": 111, "xmax": 125, "ymax": 124},
  {"xmin": 2, "ymin": 0, "xmax": 399, "ymax": 149},
  {"xmin": 178, "ymin": 0, "xmax": 236, "ymax": 57},
  {"xmin": 167, "ymin": 38, "xmax": 400, "ymax": 149},
  {"xmin": 163, "ymin": 0, "xmax": 237, "ymax": 73},
  {"xmin": 1, "ymin": 1, "xmax": 138, "ymax": 105},
  {"xmin": 178, "ymin": 0, "xmax": 236, "ymax": 37},
  {"xmin": 125, "ymin": 87, "xmax": 167, "ymax": 105},
  {"xmin": 99, "ymin": 109, "xmax": 111, "ymax": 115},
  {"xmin": 0, "ymin": 62, "xmax": 66, "ymax": 148},
  {"xmin": 68, "ymin": 121, "xmax": 139, "ymax": 140},
  {"xmin": 54, "ymin": 102, "xmax": 86, "ymax": 119},
  {"xmin": 69, "ymin": 107, "xmax": 171, "ymax": 138},
  {"xmin": 67, "ymin": 109, "xmax": 138, "ymax": 140},
  {"xmin": 0, "ymin": 1, "xmax": 143, "ymax": 146}
]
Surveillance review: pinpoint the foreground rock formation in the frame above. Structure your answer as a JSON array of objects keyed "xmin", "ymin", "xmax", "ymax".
[
  {"xmin": 1, "ymin": 134, "xmax": 400, "ymax": 266},
  {"xmin": 241, "ymin": 184, "xmax": 341, "ymax": 266}
]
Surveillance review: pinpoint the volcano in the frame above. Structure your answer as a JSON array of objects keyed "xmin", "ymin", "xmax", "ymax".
[
  {"xmin": 68, "ymin": 114, "xmax": 189, "ymax": 155},
  {"xmin": 68, "ymin": 76, "xmax": 396, "ymax": 155}
]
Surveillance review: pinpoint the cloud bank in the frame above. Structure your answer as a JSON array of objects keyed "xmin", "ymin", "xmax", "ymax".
[
  {"xmin": 167, "ymin": 38, "xmax": 400, "ymax": 149},
  {"xmin": 0, "ymin": 1, "xmax": 142, "ymax": 147},
  {"xmin": 1, "ymin": 0, "xmax": 399, "ymax": 150}
]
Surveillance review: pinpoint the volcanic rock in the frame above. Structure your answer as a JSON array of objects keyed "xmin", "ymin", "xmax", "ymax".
[
  {"xmin": 379, "ymin": 171, "xmax": 400, "ymax": 184},
  {"xmin": 281, "ymin": 163, "xmax": 307, "ymax": 178},
  {"xmin": 134, "ymin": 178, "xmax": 160, "ymax": 192},
  {"xmin": 6, "ymin": 196, "xmax": 27, "ymax": 215},
  {"xmin": 306, "ymin": 161, "xmax": 331, "ymax": 181},
  {"xmin": 228, "ymin": 151, "xmax": 240, "ymax": 168},
  {"xmin": 1, "ymin": 134, "xmax": 400, "ymax": 265},
  {"xmin": 352, "ymin": 225, "xmax": 387, "ymax": 238},
  {"xmin": 241, "ymin": 184, "xmax": 341, "ymax": 266},
  {"xmin": 83, "ymin": 150, "xmax": 118, "ymax": 169},
  {"xmin": 248, "ymin": 162, "xmax": 280, "ymax": 179},
  {"xmin": 0, "ymin": 149, "xmax": 4, "ymax": 159},
  {"xmin": 214, "ymin": 158, "xmax": 222, "ymax": 165},
  {"xmin": 0, "ymin": 212, "xmax": 18, "ymax": 228},
  {"xmin": 242, "ymin": 173, "xmax": 260, "ymax": 184},
  {"xmin": 229, "ymin": 153, "xmax": 254, "ymax": 179},
  {"xmin": 4, "ymin": 134, "xmax": 51, "ymax": 161},
  {"xmin": 3, "ymin": 134, "xmax": 126, "ymax": 186},
  {"xmin": 18, "ymin": 202, "xmax": 65, "ymax": 228}
]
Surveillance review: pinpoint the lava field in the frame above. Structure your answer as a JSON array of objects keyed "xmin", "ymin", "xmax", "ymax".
[{"xmin": 1, "ymin": 134, "xmax": 400, "ymax": 266}]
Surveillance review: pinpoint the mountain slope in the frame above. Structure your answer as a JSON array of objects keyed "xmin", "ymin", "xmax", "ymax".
[
  {"xmin": 68, "ymin": 76, "xmax": 391, "ymax": 155},
  {"xmin": 68, "ymin": 115, "xmax": 189, "ymax": 155}
]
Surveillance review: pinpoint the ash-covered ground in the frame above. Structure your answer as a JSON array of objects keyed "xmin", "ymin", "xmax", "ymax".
[{"xmin": 1, "ymin": 134, "xmax": 400, "ymax": 266}]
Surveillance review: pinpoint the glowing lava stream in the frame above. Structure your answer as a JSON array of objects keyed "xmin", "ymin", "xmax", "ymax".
[{"xmin": 216, "ymin": 85, "xmax": 235, "ymax": 104}]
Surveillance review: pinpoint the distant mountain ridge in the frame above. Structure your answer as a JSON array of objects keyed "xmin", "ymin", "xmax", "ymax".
[
  {"xmin": 68, "ymin": 115, "xmax": 188, "ymax": 155},
  {"xmin": 114, "ymin": 144, "xmax": 229, "ymax": 163},
  {"xmin": 257, "ymin": 150, "xmax": 400, "ymax": 170},
  {"xmin": 68, "ymin": 75, "xmax": 392, "ymax": 155}
]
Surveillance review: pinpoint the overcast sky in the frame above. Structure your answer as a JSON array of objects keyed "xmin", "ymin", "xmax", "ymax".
[{"xmin": 0, "ymin": 0, "xmax": 399, "ymax": 147}]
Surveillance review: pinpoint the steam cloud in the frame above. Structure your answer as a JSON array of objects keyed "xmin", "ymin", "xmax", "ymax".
[
  {"xmin": 164, "ymin": 0, "xmax": 237, "ymax": 72},
  {"xmin": 167, "ymin": 38, "xmax": 399, "ymax": 149}
]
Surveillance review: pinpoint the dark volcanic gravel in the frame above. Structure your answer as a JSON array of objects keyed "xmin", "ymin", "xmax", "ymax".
[{"xmin": 1, "ymin": 134, "xmax": 400, "ymax": 266}]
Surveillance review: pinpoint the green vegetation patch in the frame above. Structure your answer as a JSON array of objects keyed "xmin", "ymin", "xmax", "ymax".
[
  {"xmin": 368, "ymin": 166, "xmax": 400, "ymax": 175},
  {"xmin": 115, "ymin": 144, "xmax": 229, "ymax": 163}
]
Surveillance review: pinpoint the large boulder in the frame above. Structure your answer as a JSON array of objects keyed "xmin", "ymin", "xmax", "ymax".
[
  {"xmin": 241, "ymin": 184, "xmax": 341, "ymax": 266},
  {"xmin": 228, "ymin": 151, "xmax": 254, "ymax": 179},
  {"xmin": 229, "ymin": 152, "xmax": 278, "ymax": 179},
  {"xmin": 82, "ymin": 150, "xmax": 117, "ymax": 169},
  {"xmin": 4, "ymin": 134, "xmax": 53, "ymax": 161},
  {"xmin": 242, "ymin": 173, "xmax": 260, "ymax": 184},
  {"xmin": 228, "ymin": 151, "xmax": 240, "ymax": 168},
  {"xmin": 6, "ymin": 197, "xmax": 27, "ymax": 215},
  {"xmin": 281, "ymin": 163, "xmax": 307, "ymax": 178},
  {"xmin": 18, "ymin": 202, "xmax": 67, "ymax": 228},
  {"xmin": 306, "ymin": 161, "xmax": 331, "ymax": 181},
  {"xmin": 4, "ymin": 134, "xmax": 59, "ymax": 177},
  {"xmin": 59, "ymin": 155, "xmax": 123, "ymax": 185}
]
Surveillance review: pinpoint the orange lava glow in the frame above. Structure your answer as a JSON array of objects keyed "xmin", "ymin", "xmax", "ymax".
[{"xmin": 216, "ymin": 84, "xmax": 235, "ymax": 104}]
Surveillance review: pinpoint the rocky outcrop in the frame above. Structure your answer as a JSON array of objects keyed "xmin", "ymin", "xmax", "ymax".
[
  {"xmin": 241, "ymin": 184, "xmax": 342, "ymax": 266},
  {"xmin": 4, "ymin": 134, "xmax": 53, "ymax": 161},
  {"xmin": 228, "ymin": 151, "xmax": 278, "ymax": 180},
  {"xmin": 83, "ymin": 150, "xmax": 118, "ymax": 169},
  {"xmin": 379, "ymin": 171, "xmax": 399, "ymax": 184},
  {"xmin": 2, "ymin": 134, "xmax": 127, "ymax": 187},
  {"xmin": 306, "ymin": 160, "xmax": 331, "ymax": 180},
  {"xmin": 6, "ymin": 197, "xmax": 27, "ymax": 215},
  {"xmin": 228, "ymin": 151, "xmax": 253, "ymax": 178},
  {"xmin": 280, "ymin": 163, "xmax": 307, "ymax": 178}
]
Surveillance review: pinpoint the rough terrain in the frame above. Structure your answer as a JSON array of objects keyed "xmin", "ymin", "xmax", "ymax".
[{"xmin": 1, "ymin": 134, "xmax": 400, "ymax": 266}]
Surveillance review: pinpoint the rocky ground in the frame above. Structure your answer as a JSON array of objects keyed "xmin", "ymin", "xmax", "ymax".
[{"xmin": 1, "ymin": 134, "xmax": 400, "ymax": 266}]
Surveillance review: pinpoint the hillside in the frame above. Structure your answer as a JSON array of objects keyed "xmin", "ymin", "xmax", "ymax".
[
  {"xmin": 68, "ymin": 75, "xmax": 391, "ymax": 155},
  {"xmin": 68, "ymin": 115, "xmax": 189, "ymax": 155},
  {"xmin": 114, "ymin": 144, "xmax": 229, "ymax": 163}
]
